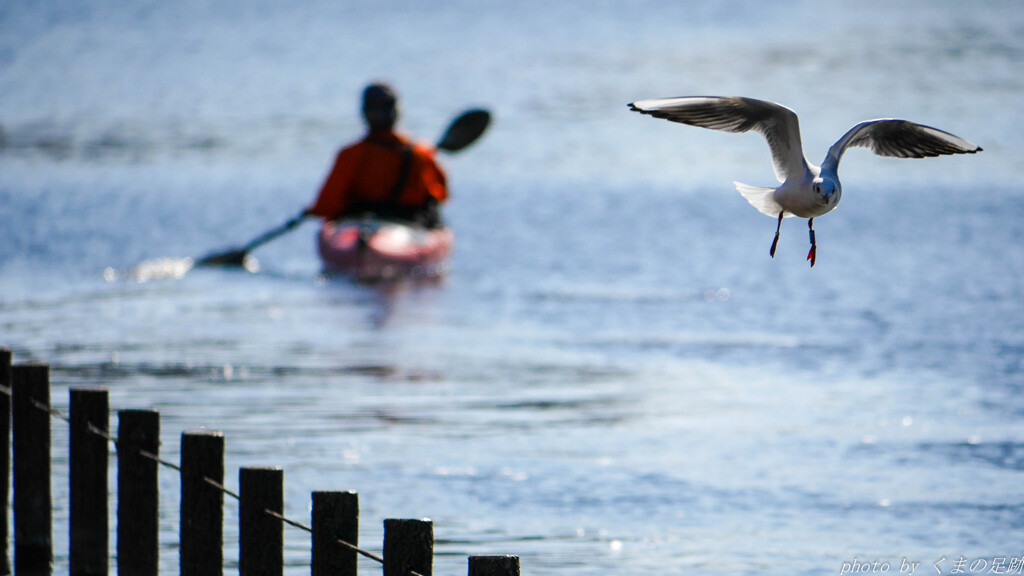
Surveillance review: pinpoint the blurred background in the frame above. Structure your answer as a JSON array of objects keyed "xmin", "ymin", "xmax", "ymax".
[{"xmin": 1, "ymin": 1, "xmax": 1022, "ymax": 574}]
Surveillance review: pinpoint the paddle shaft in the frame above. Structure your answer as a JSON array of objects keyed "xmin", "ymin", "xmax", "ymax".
[{"xmin": 239, "ymin": 213, "xmax": 304, "ymax": 253}]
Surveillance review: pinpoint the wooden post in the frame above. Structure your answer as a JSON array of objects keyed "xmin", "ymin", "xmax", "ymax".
[
  {"xmin": 70, "ymin": 387, "xmax": 109, "ymax": 576},
  {"xmin": 12, "ymin": 363, "xmax": 53, "ymax": 575},
  {"xmin": 311, "ymin": 490, "xmax": 359, "ymax": 576},
  {"xmin": 117, "ymin": 409, "xmax": 160, "ymax": 576},
  {"xmin": 468, "ymin": 555, "xmax": 520, "ymax": 576},
  {"xmin": 239, "ymin": 466, "xmax": 283, "ymax": 576},
  {"xmin": 180, "ymin": 430, "xmax": 225, "ymax": 576},
  {"xmin": 0, "ymin": 348, "xmax": 11, "ymax": 576},
  {"xmin": 383, "ymin": 519, "xmax": 433, "ymax": 576}
]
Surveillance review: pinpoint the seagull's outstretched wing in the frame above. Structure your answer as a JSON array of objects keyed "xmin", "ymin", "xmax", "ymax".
[
  {"xmin": 629, "ymin": 96, "xmax": 807, "ymax": 183},
  {"xmin": 822, "ymin": 119, "xmax": 982, "ymax": 173}
]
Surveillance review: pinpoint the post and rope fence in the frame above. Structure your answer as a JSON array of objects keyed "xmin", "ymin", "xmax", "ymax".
[{"xmin": 0, "ymin": 348, "xmax": 522, "ymax": 576}]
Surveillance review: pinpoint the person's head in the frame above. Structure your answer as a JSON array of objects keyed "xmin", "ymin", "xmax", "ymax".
[{"xmin": 362, "ymin": 82, "xmax": 399, "ymax": 131}]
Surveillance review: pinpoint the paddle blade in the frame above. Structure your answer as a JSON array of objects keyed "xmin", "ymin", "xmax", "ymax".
[
  {"xmin": 436, "ymin": 109, "xmax": 491, "ymax": 153},
  {"xmin": 195, "ymin": 249, "xmax": 257, "ymax": 270}
]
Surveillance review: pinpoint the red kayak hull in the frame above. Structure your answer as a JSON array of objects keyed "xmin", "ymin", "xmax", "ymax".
[{"xmin": 317, "ymin": 219, "xmax": 453, "ymax": 281}]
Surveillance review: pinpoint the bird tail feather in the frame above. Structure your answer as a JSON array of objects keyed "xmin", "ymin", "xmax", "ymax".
[{"xmin": 734, "ymin": 182, "xmax": 785, "ymax": 217}]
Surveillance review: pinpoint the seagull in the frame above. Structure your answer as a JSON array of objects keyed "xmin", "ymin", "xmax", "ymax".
[{"xmin": 628, "ymin": 96, "xmax": 982, "ymax": 266}]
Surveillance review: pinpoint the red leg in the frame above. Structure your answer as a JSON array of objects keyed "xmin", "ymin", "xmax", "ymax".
[{"xmin": 806, "ymin": 218, "xmax": 816, "ymax": 267}]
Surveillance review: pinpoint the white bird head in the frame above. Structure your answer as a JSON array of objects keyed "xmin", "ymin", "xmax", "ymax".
[{"xmin": 813, "ymin": 177, "xmax": 842, "ymax": 211}]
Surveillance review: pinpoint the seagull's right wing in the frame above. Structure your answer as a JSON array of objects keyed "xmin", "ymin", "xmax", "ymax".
[{"xmin": 629, "ymin": 96, "xmax": 807, "ymax": 183}]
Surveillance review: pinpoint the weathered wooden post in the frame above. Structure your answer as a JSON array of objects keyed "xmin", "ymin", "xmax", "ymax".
[
  {"xmin": 70, "ymin": 387, "xmax": 110, "ymax": 576},
  {"xmin": 0, "ymin": 348, "xmax": 11, "ymax": 576},
  {"xmin": 383, "ymin": 519, "xmax": 433, "ymax": 576},
  {"xmin": 468, "ymin": 555, "xmax": 520, "ymax": 576},
  {"xmin": 117, "ymin": 409, "xmax": 160, "ymax": 576},
  {"xmin": 239, "ymin": 466, "xmax": 284, "ymax": 576},
  {"xmin": 12, "ymin": 363, "xmax": 53, "ymax": 575},
  {"xmin": 311, "ymin": 490, "xmax": 359, "ymax": 576},
  {"xmin": 180, "ymin": 430, "xmax": 225, "ymax": 576}
]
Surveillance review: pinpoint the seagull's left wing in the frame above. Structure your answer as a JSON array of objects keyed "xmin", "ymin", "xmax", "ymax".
[{"xmin": 822, "ymin": 119, "xmax": 982, "ymax": 173}]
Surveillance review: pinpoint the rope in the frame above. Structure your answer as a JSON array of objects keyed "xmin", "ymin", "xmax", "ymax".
[
  {"xmin": 9, "ymin": 388, "xmax": 401, "ymax": 573},
  {"xmin": 203, "ymin": 477, "xmax": 239, "ymax": 501},
  {"xmin": 261, "ymin": 510, "xmax": 419, "ymax": 574},
  {"xmin": 34, "ymin": 398, "xmax": 70, "ymax": 424},
  {"xmin": 139, "ymin": 449, "xmax": 181, "ymax": 473}
]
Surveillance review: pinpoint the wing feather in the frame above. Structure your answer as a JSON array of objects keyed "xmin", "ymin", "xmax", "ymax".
[
  {"xmin": 822, "ymin": 119, "xmax": 982, "ymax": 173},
  {"xmin": 629, "ymin": 96, "xmax": 808, "ymax": 183}
]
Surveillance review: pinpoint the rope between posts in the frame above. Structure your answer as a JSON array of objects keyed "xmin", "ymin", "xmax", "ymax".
[
  {"xmin": 262, "ymin": 509, "xmax": 417, "ymax": 573},
  {"xmin": 12, "ymin": 388, "xmax": 403, "ymax": 574},
  {"xmin": 203, "ymin": 476, "xmax": 240, "ymax": 500}
]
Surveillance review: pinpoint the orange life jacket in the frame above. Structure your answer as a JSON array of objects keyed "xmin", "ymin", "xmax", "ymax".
[{"xmin": 308, "ymin": 130, "xmax": 447, "ymax": 221}]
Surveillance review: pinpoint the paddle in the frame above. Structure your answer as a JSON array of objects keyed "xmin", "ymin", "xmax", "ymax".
[
  {"xmin": 194, "ymin": 212, "xmax": 306, "ymax": 267},
  {"xmin": 195, "ymin": 108, "xmax": 491, "ymax": 268}
]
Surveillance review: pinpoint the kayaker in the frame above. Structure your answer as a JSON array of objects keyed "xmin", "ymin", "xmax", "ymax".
[{"xmin": 304, "ymin": 82, "xmax": 448, "ymax": 228}]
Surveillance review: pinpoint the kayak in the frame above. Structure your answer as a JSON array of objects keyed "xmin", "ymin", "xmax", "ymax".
[{"xmin": 317, "ymin": 218, "xmax": 453, "ymax": 281}]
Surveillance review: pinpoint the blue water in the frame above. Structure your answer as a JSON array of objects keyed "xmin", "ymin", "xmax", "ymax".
[{"xmin": 3, "ymin": 1, "xmax": 1024, "ymax": 575}]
